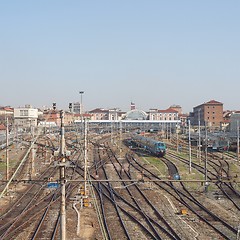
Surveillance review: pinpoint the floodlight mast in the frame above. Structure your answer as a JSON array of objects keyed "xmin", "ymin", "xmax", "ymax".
[{"xmin": 79, "ymin": 91, "xmax": 84, "ymax": 130}]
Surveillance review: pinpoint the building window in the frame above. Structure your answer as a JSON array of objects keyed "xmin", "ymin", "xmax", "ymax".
[{"xmin": 20, "ymin": 110, "xmax": 28, "ymax": 116}]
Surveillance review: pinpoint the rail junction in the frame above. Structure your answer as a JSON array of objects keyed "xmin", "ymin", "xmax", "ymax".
[{"xmin": 0, "ymin": 118, "xmax": 240, "ymax": 239}]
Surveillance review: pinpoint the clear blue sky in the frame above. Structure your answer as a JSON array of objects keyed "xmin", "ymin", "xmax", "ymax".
[{"xmin": 0, "ymin": 1, "xmax": 239, "ymax": 113}]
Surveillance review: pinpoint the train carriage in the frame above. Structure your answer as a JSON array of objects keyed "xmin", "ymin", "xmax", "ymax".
[{"xmin": 131, "ymin": 134, "xmax": 166, "ymax": 157}]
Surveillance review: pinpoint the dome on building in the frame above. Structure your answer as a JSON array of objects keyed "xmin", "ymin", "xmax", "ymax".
[{"xmin": 124, "ymin": 109, "xmax": 148, "ymax": 120}]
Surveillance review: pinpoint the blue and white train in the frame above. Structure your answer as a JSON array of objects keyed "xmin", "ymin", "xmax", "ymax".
[{"xmin": 131, "ymin": 134, "xmax": 166, "ymax": 157}]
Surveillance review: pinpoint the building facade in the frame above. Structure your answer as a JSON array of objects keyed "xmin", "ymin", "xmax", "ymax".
[
  {"xmin": 148, "ymin": 108, "xmax": 178, "ymax": 121},
  {"xmin": 14, "ymin": 107, "xmax": 38, "ymax": 128},
  {"xmin": 89, "ymin": 108, "xmax": 109, "ymax": 120},
  {"xmin": 42, "ymin": 110, "xmax": 61, "ymax": 126},
  {"xmin": 193, "ymin": 100, "xmax": 223, "ymax": 128},
  {"xmin": 0, "ymin": 107, "xmax": 14, "ymax": 125},
  {"xmin": 229, "ymin": 112, "xmax": 240, "ymax": 132}
]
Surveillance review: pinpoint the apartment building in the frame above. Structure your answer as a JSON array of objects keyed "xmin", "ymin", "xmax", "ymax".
[
  {"xmin": 14, "ymin": 106, "xmax": 38, "ymax": 128},
  {"xmin": 193, "ymin": 100, "xmax": 223, "ymax": 128}
]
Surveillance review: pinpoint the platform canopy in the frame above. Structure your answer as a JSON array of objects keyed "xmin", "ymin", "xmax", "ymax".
[{"xmin": 124, "ymin": 109, "xmax": 148, "ymax": 120}]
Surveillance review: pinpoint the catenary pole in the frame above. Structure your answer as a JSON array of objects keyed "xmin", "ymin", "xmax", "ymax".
[
  {"xmin": 6, "ymin": 117, "xmax": 9, "ymax": 183},
  {"xmin": 60, "ymin": 110, "xmax": 66, "ymax": 240},
  {"xmin": 198, "ymin": 109, "xmax": 201, "ymax": 162},
  {"xmin": 188, "ymin": 120, "xmax": 192, "ymax": 173},
  {"xmin": 205, "ymin": 122, "xmax": 208, "ymax": 192},
  {"xmin": 237, "ymin": 120, "xmax": 239, "ymax": 162},
  {"xmin": 84, "ymin": 118, "xmax": 88, "ymax": 195}
]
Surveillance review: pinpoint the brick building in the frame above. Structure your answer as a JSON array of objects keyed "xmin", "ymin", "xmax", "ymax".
[{"xmin": 193, "ymin": 100, "xmax": 223, "ymax": 128}]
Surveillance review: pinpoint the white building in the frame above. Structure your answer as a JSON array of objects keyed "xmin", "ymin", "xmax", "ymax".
[
  {"xmin": 148, "ymin": 108, "xmax": 178, "ymax": 121},
  {"xmin": 14, "ymin": 106, "xmax": 38, "ymax": 128}
]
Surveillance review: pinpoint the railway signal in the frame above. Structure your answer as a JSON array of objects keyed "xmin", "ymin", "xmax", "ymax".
[{"xmin": 69, "ymin": 103, "xmax": 72, "ymax": 112}]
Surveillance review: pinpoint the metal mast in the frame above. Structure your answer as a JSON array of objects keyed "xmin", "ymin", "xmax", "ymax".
[
  {"xmin": 84, "ymin": 118, "xmax": 88, "ymax": 195},
  {"xmin": 237, "ymin": 120, "xmax": 239, "ymax": 162},
  {"xmin": 198, "ymin": 109, "xmax": 201, "ymax": 162},
  {"xmin": 188, "ymin": 120, "xmax": 192, "ymax": 173},
  {"xmin": 205, "ymin": 123, "xmax": 208, "ymax": 192},
  {"xmin": 6, "ymin": 117, "xmax": 9, "ymax": 183},
  {"xmin": 59, "ymin": 110, "xmax": 66, "ymax": 240}
]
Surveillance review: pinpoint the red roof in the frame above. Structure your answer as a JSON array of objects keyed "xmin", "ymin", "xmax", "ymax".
[
  {"xmin": 0, "ymin": 107, "xmax": 13, "ymax": 112},
  {"xmin": 0, "ymin": 124, "xmax": 6, "ymax": 131},
  {"xmin": 89, "ymin": 108, "xmax": 108, "ymax": 113},
  {"xmin": 158, "ymin": 108, "xmax": 178, "ymax": 113},
  {"xmin": 194, "ymin": 100, "xmax": 223, "ymax": 109},
  {"xmin": 205, "ymin": 100, "xmax": 223, "ymax": 105}
]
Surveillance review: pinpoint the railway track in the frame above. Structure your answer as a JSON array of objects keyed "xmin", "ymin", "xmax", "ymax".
[
  {"xmin": 127, "ymin": 150, "xmax": 238, "ymax": 239},
  {"xmin": 0, "ymin": 164, "xmax": 58, "ymax": 239},
  {"xmin": 1, "ymin": 131, "xmax": 239, "ymax": 239},
  {"xmin": 167, "ymin": 151, "xmax": 240, "ymax": 211},
  {"xmin": 86, "ymin": 141, "xmax": 188, "ymax": 239}
]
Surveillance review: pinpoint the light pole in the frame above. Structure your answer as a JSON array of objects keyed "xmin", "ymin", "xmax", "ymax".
[
  {"xmin": 79, "ymin": 91, "xmax": 84, "ymax": 116},
  {"xmin": 79, "ymin": 91, "xmax": 84, "ymax": 135}
]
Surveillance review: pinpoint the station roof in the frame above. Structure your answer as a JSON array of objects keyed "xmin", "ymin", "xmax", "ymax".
[{"xmin": 124, "ymin": 109, "xmax": 148, "ymax": 120}]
